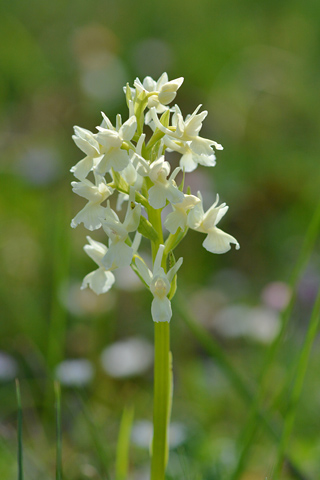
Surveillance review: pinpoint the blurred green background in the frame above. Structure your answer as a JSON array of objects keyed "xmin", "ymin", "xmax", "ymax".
[{"xmin": 1, "ymin": 0, "xmax": 320, "ymax": 479}]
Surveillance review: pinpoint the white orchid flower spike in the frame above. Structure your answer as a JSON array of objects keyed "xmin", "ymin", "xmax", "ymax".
[{"xmin": 135, "ymin": 245, "xmax": 183, "ymax": 323}]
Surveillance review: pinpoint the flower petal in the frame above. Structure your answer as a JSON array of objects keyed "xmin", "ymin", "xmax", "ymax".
[
  {"xmin": 81, "ymin": 268, "xmax": 115, "ymax": 294},
  {"xmin": 119, "ymin": 116, "xmax": 137, "ymax": 141},
  {"xmin": 164, "ymin": 210, "xmax": 185, "ymax": 234},
  {"xmin": 148, "ymin": 185, "xmax": 168, "ymax": 209},
  {"xmin": 135, "ymin": 257, "xmax": 152, "ymax": 286},
  {"xmin": 203, "ymin": 228, "xmax": 240, "ymax": 254},
  {"xmin": 70, "ymin": 156, "xmax": 94, "ymax": 180},
  {"xmin": 102, "ymin": 242, "xmax": 133, "ymax": 270},
  {"xmin": 71, "ymin": 203, "xmax": 105, "ymax": 231},
  {"xmin": 151, "ymin": 296, "xmax": 172, "ymax": 323},
  {"xmin": 167, "ymin": 257, "xmax": 183, "ymax": 283},
  {"xmin": 84, "ymin": 237, "xmax": 108, "ymax": 266},
  {"xmin": 179, "ymin": 152, "xmax": 198, "ymax": 172}
]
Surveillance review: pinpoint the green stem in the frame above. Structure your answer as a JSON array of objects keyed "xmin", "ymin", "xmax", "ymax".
[
  {"xmin": 151, "ymin": 322, "xmax": 171, "ymax": 480},
  {"xmin": 147, "ymin": 204, "xmax": 164, "ymax": 261}
]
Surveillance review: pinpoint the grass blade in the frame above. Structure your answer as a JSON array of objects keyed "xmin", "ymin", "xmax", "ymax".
[
  {"xmin": 273, "ymin": 288, "xmax": 320, "ymax": 478},
  {"xmin": 228, "ymin": 201, "xmax": 320, "ymax": 479},
  {"xmin": 55, "ymin": 381, "xmax": 63, "ymax": 480},
  {"xmin": 175, "ymin": 296, "xmax": 309, "ymax": 480},
  {"xmin": 75, "ymin": 393, "xmax": 111, "ymax": 478},
  {"xmin": 15, "ymin": 379, "xmax": 23, "ymax": 480},
  {"xmin": 115, "ymin": 406, "xmax": 134, "ymax": 480}
]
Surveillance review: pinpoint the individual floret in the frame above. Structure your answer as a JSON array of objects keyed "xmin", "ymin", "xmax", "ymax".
[
  {"xmin": 71, "ymin": 177, "xmax": 114, "ymax": 230},
  {"xmin": 81, "ymin": 237, "xmax": 115, "ymax": 294},
  {"xmin": 151, "ymin": 105, "xmax": 223, "ymax": 172},
  {"xmin": 135, "ymin": 245, "xmax": 183, "ymax": 323},
  {"xmin": 187, "ymin": 192, "xmax": 240, "ymax": 254},
  {"xmin": 95, "ymin": 113, "xmax": 137, "ymax": 175},
  {"xmin": 101, "ymin": 193, "xmax": 141, "ymax": 270}
]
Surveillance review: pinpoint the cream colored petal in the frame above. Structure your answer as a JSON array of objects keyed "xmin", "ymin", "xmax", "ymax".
[
  {"xmin": 179, "ymin": 152, "xmax": 198, "ymax": 172},
  {"xmin": 167, "ymin": 257, "xmax": 183, "ymax": 283},
  {"xmin": 102, "ymin": 242, "xmax": 133, "ymax": 270},
  {"xmin": 164, "ymin": 210, "xmax": 186, "ymax": 234},
  {"xmin": 203, "ymin": 228, "xmax": 240, "ymax": 254},
  {"xmin": 71, "ymin": 203, "xmax": 105, "ymax": 231},
  {"xmin": 84, "ymin": 237, "xmax": 108, "ymax": 266},
  {"xmin": 120, "ymin": 116, "xmax": 137, "ymax": 141},
  {"xmin": 135, "ymin": 257, "xmax": 152, "ymax": 286},
  {"xmin": 148, "ymin": 185, "xmax": 168, "ymax": 209},
  {"xmin": 81, "ymin": 268, "xmax": 115, "ymax": 295},
  {"xmin": 151, "ymin": 296, "xmax": 172, "ymax": 323}
]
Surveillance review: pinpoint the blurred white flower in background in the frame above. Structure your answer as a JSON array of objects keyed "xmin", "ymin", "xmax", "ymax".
[
  {"xmin": 131, "ymin": 419, "xmax": 187, "ymax": 449},
  {"xmin": 0, "ymin": 352, "xmax": 18, "ymax": 381},
  {"xmin": 101, "ymin": 337, "xmax": 153, "ymax": 378},
  {"xmin": 213, "ymin": 305, "xmax": 280, "ymax": 344},
  {"xmin": 55, "ymin": 359, "xmax": 94, "ymax": 387},
  {"xmin": 59, "ymin": 280, "xmax": 116, "ymax": 316}
]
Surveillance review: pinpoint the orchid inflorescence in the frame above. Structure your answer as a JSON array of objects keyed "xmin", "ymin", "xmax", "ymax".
[{"xmin": 71, "ymin": 73, "xmax": 239, "ymax": 323}]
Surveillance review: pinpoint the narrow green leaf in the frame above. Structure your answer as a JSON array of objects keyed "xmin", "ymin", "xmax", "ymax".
[
  {"xmin": 15, "ymin": 379, "xmax": 23, "ymax": 480},
  {"xmin": 273, "ymin": 288, "xmax": 320, "ymax": 479},
  {"xmin": 229, "ymin": 199, "xmax": 320, "ymax": 480},
  {"xmin": 115, "ymin": 406, "xmax": 134, "ymax": 480},
  {"xmin": 175, "ymin": 295, "xmax": 308, "ymax": 480},
  {"xmin": 55, "ymin": 382, "xmax": 62, "ymax": 480},
  {"xmin": 74, "ymin": 393, "xmax": 111, "ymax": 477}
]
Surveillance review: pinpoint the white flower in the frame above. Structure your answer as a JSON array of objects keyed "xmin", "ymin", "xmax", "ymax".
[
  {"xmin": 187, "ymin": 192, "xmax": 240, "ymax": 254},
  {"xmin": 71, "ymin": 177, "xmax": 114, "ymax": 230},
  {"xmin": 151, "ymin": 105, "xmax": 223, "ymax": 172},
  {"xmin": 135, "ymin": 245, "xmax": 183, "ymax": 323},
  {"xmin": 72, "ymin": 126, "xmax": 101, "ymax": 157},
  {"xmin": 134, "ymin": 73, "xmax": 184, "ymax": 123},
  {"xmin": 95, "ymin": 114, "xmax": 137, "ymax": 175},
  {"xmin": 116, "ymin": 135, "xmax": 146, "ymax": 210},
  {"xmin": 71, "ymin": 126, "xmax": 103, "ymax": 180},
  {"xmin": 81, "ymin": 236, "xmax": 115, "ymax": 294},
  {"xmin": 101, "ymin": 195, "xmax": 141, "ymax": 269},
  {"xmin": 55, "ymin": 359, "xmax": 94, "ymax": 387},
  {"xmin": 164, "ymin": 194, "xmax": 200, "ymax": 234},
  {"xmin": 146, "ymin": 156, "xmax": 184, "ymax": 209}
]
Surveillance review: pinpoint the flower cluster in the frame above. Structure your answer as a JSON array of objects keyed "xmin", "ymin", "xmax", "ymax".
[{"xmin": 71, "ymin": 73, "xmax": 239, "ymax": 323}]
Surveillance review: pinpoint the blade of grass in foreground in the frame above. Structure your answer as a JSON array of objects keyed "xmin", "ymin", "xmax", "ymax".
[
  {"xmin": 74, "ymin": 393, "xmax": 111, "ymax": 478},
  {"xmin": 55, "ymin": 382, "xmax": 62, "ymax": 480},
  {"xmin": 15, "ymin": 379, "xmax": 23, "ymax": 480},
  {"xmin": 273, "ymin": 288, "xmax": 320, "ymax": 479},
  {"xmin": 175, "ymin": 301, "xmax": 306, "ymax": 480},
  {"xmin": 115, "ymin": 406, "xmax": 134, "ymax": 480},
  {"xmin": 229, "ymin": 201, "xmax": 320, "ymax": 480}
]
